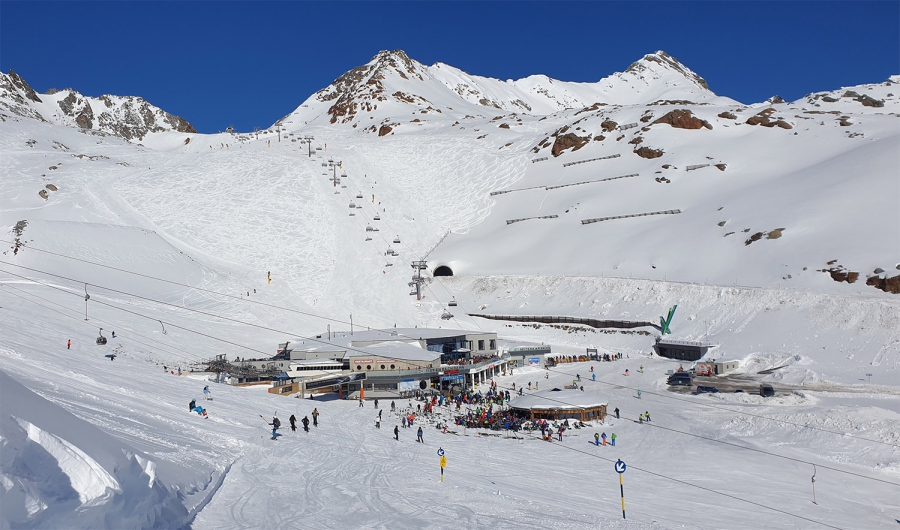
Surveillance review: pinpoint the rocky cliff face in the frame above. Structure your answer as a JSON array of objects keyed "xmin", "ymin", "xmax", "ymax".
[{"xmin": 0, "ymin": 70, "xmax": 196, "ymax": 141}]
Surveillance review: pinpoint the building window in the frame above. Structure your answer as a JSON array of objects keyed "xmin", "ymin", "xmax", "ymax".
[
  {"xmin": 357, "ymin": 365, "xmax": 362, "ymax": 371},
  {"xmin": 390, "ymin": 364, "xmax": 395, "ymax": 370},
  {"xmin": 367, "ymin": 365, "xmax": 372, "ymax": 370},
  {"xmin": 489, "ymin": 339, "xmax": 496, "ymax": 350},
  {"xmin": 478, "ymin": 340, "xmax": 485, "ymax": 351},
  {"xmin": 380, "ymin": 364, "xmax": 385, "ymax": 370}
]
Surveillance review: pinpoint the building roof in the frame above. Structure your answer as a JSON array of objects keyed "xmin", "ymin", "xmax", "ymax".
[
  {"xmin": 289, "ymin": 359, "xmax": 344, "ymax": 367},
  {"xmin": 344, "ymin": 341, "xmax": 441, "ymax": 363},
  {"xmin": 341, "ymin": 328, "xmax": 491, "ymax": 343},
  {"xmin": 509, "ymin": 389, "xmax": 607, "ymax": 411}
]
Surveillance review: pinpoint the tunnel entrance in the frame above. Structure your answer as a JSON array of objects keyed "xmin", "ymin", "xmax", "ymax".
[{"xmin": 433, "ymin": 266, "xmax": 454, "ymax": 277}]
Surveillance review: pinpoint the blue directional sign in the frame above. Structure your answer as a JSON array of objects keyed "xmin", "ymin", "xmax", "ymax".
[
  {"xmin": 615, "ymin": 459, "xmax": 627, "ymax": 474},
  {"xmin": 437, "ymin": 448, "xmax": 445, "ymax": 457}
]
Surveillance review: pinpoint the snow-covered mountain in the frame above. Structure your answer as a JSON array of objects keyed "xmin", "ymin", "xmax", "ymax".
[
  {"xmin": 0, "ymin": 70, "xmax": 196, "ymax": 141},
  {"xmin": 1, "ymin": 51, "xmax": 899, "ymax": 529},
  {"xmin": 279, "ymin": 50, "xmax": 737, "ymax": 130}
]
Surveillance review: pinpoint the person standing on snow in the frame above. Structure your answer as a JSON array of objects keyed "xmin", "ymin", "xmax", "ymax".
[
  {"xmin": 203, "ymin": 386, "xmax": 211, "ymax": 400},
  {"xmin": 417, "ymin": 426, "xmax": 424, "ymax": 443},
  {"xmin": 289, "ymin": 414, "xmax": 297, "ymax": 432},
  {"xmin": 594, "ymin": 432, "xmax": 600, "ymax": 446},
  {"xmin": 611, "ymin": 432, "xmax": 617, "ymax": 446},
  {"xmin": 374, "ymin": 399, "xmax": 379, "ymax": 409},
  {"xmin": 269, "ymin": 416, "xmax": 281, "ymax": 440},
  {"xmin": 312, "ymin": 408, "xmax": 319, "ymax": 427},
  {"xmin": 394, "ymin": 425, "xmax": 399, "ymax": 441},
  {"xmin": 301, "ymin": 416, "xmax": 310, "ymax": 432},
  {"xmin": 67, "ymin": 339, "xmax": 71, "ymax": 349},
  {"xmin": 644, "ymin": 411, "xmax": 651, "ymax": 422},
  {"xmin": 390, "ymin": 401, "xmax": 395, "ymax": 412},
  {"xmin": 614, "ymin": 407, "xmax": 620, "ymax": 419},
  {"xmin": 601, "ymin": 432, "xmax": 607, "ymax": 446}
]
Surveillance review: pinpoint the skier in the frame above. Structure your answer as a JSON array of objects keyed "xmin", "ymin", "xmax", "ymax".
[
  {"xmin": 111, "ymin": 331, "xmax": 116, "ymax": 338},
  {"xmin": 592, "ymin": 373, "xmax": 596, "ymax": 381},
  {"xmin": 637, "ymin": 390, "xmax": 642, "ymax": 399},
  {"xmin": 374, "ymin": 399, "xmax": 379, "ymax": 409},
  {"xmin": 301, "ymin": 416, "xmax": 310, "ymax": 432},
  {"xmin": 594, "ymin": 432, "xmax": 600, "ymax": 446},
  {"xmin": 267, "ymin": 271, "xmax": 271, "ymax": 285},
  {"xmin": 193, "ymin": 405, "xmax": 208, "ymax": 418},
  {"xmin": 359, "ymin": 398, "xmax": 364, "ymax": 407},
  {"xmin": 639, "ymin": 365, "xmax": 644, "ymax": 373},
  {"xmin": 203, "ymin": 386, "xmax": 211, "ymax": 400},
  {"xmin": 557, "ymin": 426, "xmax": 564, "ymax": 442},
  {"xmin": 390, "ymin": 401, "xmax": 395, "ymax": 412},
  {"xmin": 638, "ymin": 413, "xmax": 644, "ymax": 424},
  {"xmin": 268, "ymin": 416, "xmax": 281, "ymax": 440},
  {"xmin": 614, "ymin": 407, "xmax": 620, "ymax": 419},
  {"xmin": 601, "ymin": 432, "xmax": 607, "ymax": 446},
  {"xmin": 645, "ymin": 411, "xmax": 651, "ymax": 422},
  {"xmin": 611, "ymin": 432, "xmax": 617, "ymax": 446},
  {"xmin": 312, "ymin": 408, "xmax": 319, "ymax": 427},
  {"xmin": 590, "ymin": 366, "xmax": 593, "ymax": 372},
  {"xmin": 67, "ymin": 339, "xmax": 71, "ymax": 350},
  {"xmin": 394, "ymin": 425, "xmax": 399, "ymax": 441},
  {"xmin": 375, "ymin": 416, "xmax": 381, "ymax": 429},
  {"xmin": 289, "ymin": 414, "xmax": 297, "ymax": 432},
  {"xmin": 625, "ymin": 369, "xmax": 630, "ymax": 376},
  {"xmin": 417, "ymin": 426, "xmax": 424, "ymax": 443},
  {"xmin": 189, "ymin": 399, "xmax": 196, "ymax": 412},
  {"xmin": 378, "ymin": 409, "xmax": 383, "ymax": 420}
]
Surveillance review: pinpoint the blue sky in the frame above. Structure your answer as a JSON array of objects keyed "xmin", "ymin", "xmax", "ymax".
[{"xmin": 2, "ymin": 1, "xmax": 897, "ymax": 133}]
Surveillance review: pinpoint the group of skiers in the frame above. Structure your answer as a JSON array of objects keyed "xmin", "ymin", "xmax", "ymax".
[{"xmin": 266, "ymin": 408, "xmax": 319, "ymax": 440}]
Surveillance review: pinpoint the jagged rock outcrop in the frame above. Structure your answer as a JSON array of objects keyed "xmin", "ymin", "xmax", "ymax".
[
  {"xmin": 652, "ymin": 109, "xmax": 712, "ymax": 130},
  {"xmin": 0, "ymin": 70, "xmax": 196, "ymax": 141}
]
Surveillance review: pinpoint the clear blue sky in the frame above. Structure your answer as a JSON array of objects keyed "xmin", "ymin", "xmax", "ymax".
[{"xmin": 2, "ymin": 1, "xmax": 897, "ymax": 133}]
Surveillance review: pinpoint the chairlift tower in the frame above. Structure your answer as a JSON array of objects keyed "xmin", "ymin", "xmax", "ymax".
[
  {"xmin": 326, "ymin": 159, "xmax": 342, "ymax": 187},
  {"xmin": 410, "ymin": 260, "xmax": 428, "ymax": 300}
]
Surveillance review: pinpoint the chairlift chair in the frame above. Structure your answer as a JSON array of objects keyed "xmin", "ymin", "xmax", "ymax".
[
  {"xmin": 393, "ymin": 236, "xmax": 401, "ymax": 244},
  {"xmin": 349, "ymin": 202, "xmax": 356, "ymax": 208},
  {"xmin": 373, "ymin": 215, "xmax": 381, "ymax": 221},
  {"xmin": 356, "ymin": 193, "xmax": 363, "ymax": 199},
  {"xmin": 96, "ymin": 328, "xmax": 108, "ymax": 345},
  {"xmin": 366, "ymin": 225, "xmax": 374, "ymax": 231},
  {"xmin": 342, "ymin": 185, "xmax": 348, "ymax": 189},
  {"xmin": 449, "ymin": 299, "xmax": 458, "ymax": 307},
  {"xmin": 316, "ymin": 146, "xmax": 322, "ymax": 151},
  {"xmin": 341, "ymin": 172, "xmax": 347, "ymax": 178},
  {"xmin": 365, "ymin": 236, "xmax": 372, "ymax": 241},
  {"xmin": 349, "ymin": 212, "xmax": 356, "ymax": 216},
  {"xmin": 441, "ymin": 310, "xmax": 453, "ymax": 320},
  {"xmin": 385, "ymin": 262, "xmax": 393, "ymax": 267}
]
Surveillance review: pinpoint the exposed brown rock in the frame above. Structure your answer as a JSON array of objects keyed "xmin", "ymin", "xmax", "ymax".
[
  {"xmin": 715, "ymin": 163, "xmax": 726, "ymax": 171},
  {"xmin": 8, "ymin": 70, "xmax": 42, "ymax": 102},
  {"xmin": 718, "ymin": 112, "xmax": 736, "ymax": 120},
  {"xmin": 867, "ymin": 274, "xmax": 900, "ymax": 294},
  {"xmin": 857, "ymin": 94, "xmax": 884, "ymax": 107},
  {"xmin": 600, "ymin": 120, "xmax": 618, "ymax": 132},
  {"xmin": 38, "ymin": 189, "xmax": 48, "ymax": 200},
  {"xmin": 498, "ymin": 123, "xmax": 510, "ymax": 129},
  {"xmin": 634, "ymin": 146, "xmax": 664, "ymax": 159},
  {"xmin": 378, "ymin": 124, "xmax": 393, "ymax": 136},
  {"xmin": 652, "ymin": 109, "xmax": 712, "ymax": 130},
  {"xmin": 551, "ymin": 133, "xmax": 590, "ymax": 157},
  {"xmin": 45, "ymin": 184, "xmax": 58, "ymax": 191}
]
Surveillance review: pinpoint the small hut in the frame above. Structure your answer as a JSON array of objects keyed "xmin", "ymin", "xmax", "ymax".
[{"xmin": 509, "ymin": 389, "xmax": 607, "ymax": 422}]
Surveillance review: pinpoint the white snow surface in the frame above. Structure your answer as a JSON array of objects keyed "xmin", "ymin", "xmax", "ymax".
[{"xmin": 1, "ymin": 51, "xmax": 899, "ymax": 528}]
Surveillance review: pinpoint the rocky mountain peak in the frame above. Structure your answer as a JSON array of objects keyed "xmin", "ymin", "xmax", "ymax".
[
  {"xmin": 626, "ymin": 50, "xmax": 710, "ymax": 91},
  {"xmin": 0, "ymin": 69, "xmax": 196, "ymax": 140}
]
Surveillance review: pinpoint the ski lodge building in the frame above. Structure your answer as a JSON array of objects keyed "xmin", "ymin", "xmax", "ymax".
[
  {"xmin": 509, "ymin": 389, "xmax": 607, "ymax": 422},
  {"xmin": 268, "ymin": 328, "xmax": 503, "ymax": 398}
]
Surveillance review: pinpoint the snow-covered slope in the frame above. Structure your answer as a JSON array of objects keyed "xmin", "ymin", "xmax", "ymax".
[
  {"xmin": 1, "ymin": 51, "xmax": 899, "ymax": 529},
  {"xmin": 0, "ymin": 70, "xmax": 196, "ymax": 141}
]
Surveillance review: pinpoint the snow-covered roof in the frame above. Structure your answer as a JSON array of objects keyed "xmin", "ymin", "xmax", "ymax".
[
  {"xmin": 289, "ymin": 359, "xmax": 343, "ymax": 367},
  {"xmin": 344, "ymin": 341, "xmax": 440, "ymax": 362},
  {"xmin": 509, "ymin": 389, "xmax": 607, "ymax": 410},
  {"xmin": 341, "ymin": 328, "xmax": 491, "ymax": 343}
]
